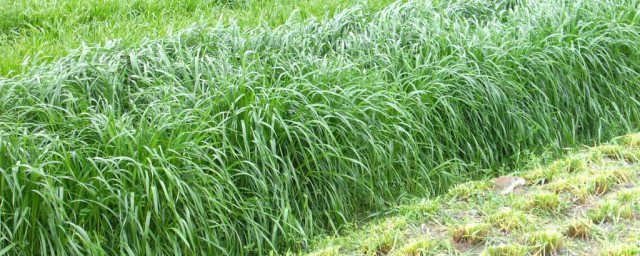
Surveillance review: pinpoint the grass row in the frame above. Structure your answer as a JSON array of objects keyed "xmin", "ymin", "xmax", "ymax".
[
  {"xmin": 1, "ymin": 0, "xmax": 640, "ymax": 254},
  {"xmin": 0, "ymin": 0, "xmax": 397, "ymax": 77},
  {"xmin": 306, "ymin": 134, "xmax": 640, "ymax": 255}
]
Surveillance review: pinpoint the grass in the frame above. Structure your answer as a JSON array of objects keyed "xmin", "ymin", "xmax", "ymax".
[
  {"xmin": 306, "ymin": 133, "xmax": 640, "ymax": 255},
  {"xmin": 396, "ymin": 239, "xmax": 437, "ymax": 255},
  {"xmin": 601, "ymin": 244, "xmax": 640, "ymax": 256},
  {"xmin": 0, "ymin": 0, "xmax": 398, "ymax": 77},
  {"xmin": 588, "ymin": 200, "xmax": 635, "ymax": 224},
  {"xmin": 523, "ymin": 191, "xmax": 564, "ymax": 213},
  {"xmin": 563, "ymin": 219, "xmax": 593, "ymax": 240},
  {"xmin": 1, "ymin": 0, "xmax": 640, "ymax": 254},
  {"xmin": 486, "ymin": 207, "xmax": 529, "ymax": 232},
  {"xmin": 527, "ymin": 230, "xmax": 564, "ymax": 255},
  {"xmin": 482, "ymin": 244, "xmax": 528, "ymax": 256},
  {"xmin": 452, "ymin": 223, "xmax": 491, "ymax": 245}
]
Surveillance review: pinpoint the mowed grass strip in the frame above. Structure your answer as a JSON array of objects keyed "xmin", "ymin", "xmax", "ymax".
[
  {"xmin": 1, "ymin": 0, "xmax": 640, "ymax": 254},
  {"xmin": 0, "ymin": 0, "xmax": 398, "ymax": 77}
]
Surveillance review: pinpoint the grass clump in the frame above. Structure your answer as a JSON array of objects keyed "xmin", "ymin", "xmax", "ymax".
[
  {"xmin": 617, "ymin": 134, "xmax": 640, "ymax": 148},
  {"xmin": 451, "ymin": 223, "xmax": 490, "ymax": 245},
  {"xmin": 610, "ymin": 169, "xmax": 634, "ymax": 184},
  {"xmin": 526, "ymin": 230, "xmax": 564, "ymax": 255},
  {"xmin": 600, "ymin": 244, "xmax": 640, "ymax": 256},
  {"xmin": 396, "ymin": 239, "xmax": 436, "ymax": 256},
  {"xmin": 590, "ymin": 175, "xmax": 616, "ymax": 195},
  {"xmin": 523, "ymin": 191, "xmax": 563, "ymax": 213},
  {"xmin": 307, "ymin": 247, "xmax": 340, "ymax": 256},
  {"xmin": 588, "ymin": 200, "xmax": 634, "ymax": 224},
  {"xmin": 2, "ymin": 0, "xmax": 640, "ymax": 254},
  {"xmin": 361, "ymin": 218, "xmax": 408, "ymax": 255},
  {"xmin": 587, "ymin": 173, "xmax": 625, "ymax": 196},
  {"xmin": 616, "ymin": 188, "xmax": 640, "ymax": 204},
  {"xmin": 400, "ymin": 199, "xmax": 441, "ymax": 222},
  {"xmin": 594, "ymin": 145, "xmax": 625, "ymax": 159},
  {"xmin": 563, "ymin": 219, "xmax": 594, "ymax": 240},
  {"xmin": 570, "ymin": 187, "xmax": 592, "ymax": 205},
  {"xmin": 551, "ymin": 157, "xmax": 587, "ymax": 174},
  {"xmin": 622, "ymin": 151, "xmax": 640, "ymax": 163},
  {"xmin": 482, "ymin": 243, "xmax": 528, "ymax": 256},
  {"xmin": 447, "ymin": 181, "xmax": 493, "ymax": 201},
  {"xmin": 545, "ymin": 177, "xmax": 573, "ymax": 193},
  {"xmin": 486, "ymin": 208, "xmax": 529, "ymax": 232},
  {"xmin": 524, "ymin": 167, "xmax": 562, "ymax": 185}
]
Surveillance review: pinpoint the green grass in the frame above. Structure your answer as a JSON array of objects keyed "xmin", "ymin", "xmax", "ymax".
[
  {"xmin": 1, "ymin": 0, "xmax": 640, "ymax": 254},
  {"xmin": 0, "ymin": 0, "xmax": 398, "ymax": 77}
]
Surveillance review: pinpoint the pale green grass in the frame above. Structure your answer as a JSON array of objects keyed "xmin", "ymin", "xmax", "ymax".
[{"xmin": 0, "ymin": 0, "xmax": 398, "ymax": 77}]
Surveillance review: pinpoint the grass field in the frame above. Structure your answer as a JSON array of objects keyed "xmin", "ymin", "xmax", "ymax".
[
  {"xmin": 0, "ymin": 0, "xmax": 397, "ymax": 77},
  {"xmin": 307, "ymin": 134, "xmax": 640, "ymax": 255},
  {"xmin": 1, "ymin": 0, "xmax": 640, "ymax": 255}
]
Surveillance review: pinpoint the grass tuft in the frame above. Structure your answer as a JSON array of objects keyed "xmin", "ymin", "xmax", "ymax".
[
  {"xmin": 486, "ymin": 208, "xmax": 529, "ymax": 232},
  {"xmin": 563, "ymin": 219, "xmax": 593, "ymax": 240},
  {"xmin": 447, "ymin": 181, "xmax": 492, "ymax": 202},
  {"xmin": 600, "ymin": 244, "xmax": 640, "ymax": 256},
  {"xmin": 616, "ymin": 188, "xmax": 640, "ymax": 204},
  {"xmin": 482, "ymin": 243, "xmax": 528, "ymax": 256},
  {"xmin": 396, "ymin": 239, "xmax": 436, "ymax": 256},
  {"xmin": 588, "ymin": 200, "xmax": 634, "ymax": 224},
  {"xmin": 553, "ymin": 157, "xmax": 587, "ymax": 174},
  {"xmin": 524, "ymin": 167, "xmax": 561, "ymax": 185},
  {"xmin": 307, "ymin": 247, "xmax": 340, "ymax": 256},
  {"xmin": 526, "ymin": 230, "xmax": 564, "ymax": 255},
  {"xmin": 594, "ymin": 145, "xmax": 624, "ymax": 159},
  {"xmin": 400, "ymin": 199, "xmax": 442, "ymax": 222},
  {"xmin": 588, "ymin": 174, "xmax": 618, "ymax": 196},
  {"xmin": 524, "ymin": 191, "xmax": 563, "ymax": 213},
  {"xmin": 451, "ymin": 223, "xmax": 490, "ymax": 245},
  {"xmin": 361, "ymin": 218, "xmax": 408, "ymax": 255},
  {"xmin": 618, "ymin": 134, "xmax": 640, "ymax": 148}
]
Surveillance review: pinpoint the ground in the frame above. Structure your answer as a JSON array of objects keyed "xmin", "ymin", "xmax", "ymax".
[{"xmin": 306, "ymin": 134, "xmax": 640, "ymax": 255}]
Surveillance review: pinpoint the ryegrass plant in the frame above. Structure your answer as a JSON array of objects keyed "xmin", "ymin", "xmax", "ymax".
[{"xmin": 1, "ymin": 0, "xmax": 640, "ymax": 254}]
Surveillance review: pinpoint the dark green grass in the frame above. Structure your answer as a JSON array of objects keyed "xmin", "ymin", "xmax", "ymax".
[{"xmin": 1, "ymin": 0, "xmax": 640, "ymax": 254}]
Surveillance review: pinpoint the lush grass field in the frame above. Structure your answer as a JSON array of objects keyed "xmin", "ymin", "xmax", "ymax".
[
  {"xmin": 1, "ymin": 0, "xmax": 640, "ymax": 255},
  {"xmin": 0, "ymin": 0, "xmax": 397, "ymax": 77}
]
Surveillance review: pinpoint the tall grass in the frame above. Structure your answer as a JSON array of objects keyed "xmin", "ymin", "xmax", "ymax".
[
  {"xmin": 1, "ymin": 0, "xmax": 640, "ymax": 254},
  {"xmin": 0, "ymin": 0, "xmax": 398, "ymax": 77}
]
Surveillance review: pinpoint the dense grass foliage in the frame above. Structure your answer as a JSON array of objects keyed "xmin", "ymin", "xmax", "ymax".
[
  {"xmin": 1, "ymin": 0, "xmax": 640, "ymax": 254},
  {"xmin": 0, "ymin": 0, "xmax": 397, "ymax": 77}
]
